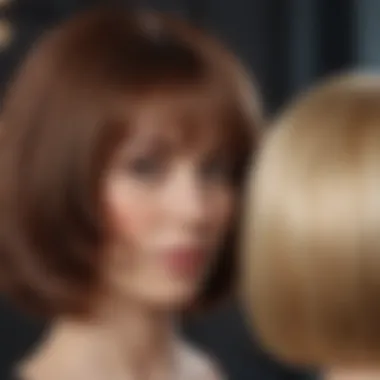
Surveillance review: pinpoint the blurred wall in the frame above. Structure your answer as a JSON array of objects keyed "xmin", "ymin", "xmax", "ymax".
[{"xmin": 357, "ymin": 0, "xmax": 380, "ymax": 68}]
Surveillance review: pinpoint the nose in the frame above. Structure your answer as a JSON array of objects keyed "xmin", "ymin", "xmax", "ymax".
[{"xmin": 161, "ymin": 166, "xmax": 207, "ymax": 228}]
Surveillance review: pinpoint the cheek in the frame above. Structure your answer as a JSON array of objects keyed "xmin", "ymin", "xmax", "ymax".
[
  {"xmin": 102, "ymin": 177, "xmax": 160, "ymax": 283},
  {"xmin": 208, "ymin": 190, "xmax": 236, "ymax": 241},
  {"xmin": 103, "ymin": 177, "xmax": 155, "ymax": 241}
]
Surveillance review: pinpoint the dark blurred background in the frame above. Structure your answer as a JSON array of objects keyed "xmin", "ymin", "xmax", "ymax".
[{"xmin": 0, "ymin": 1, "xmax": 377, "ymax": 379}]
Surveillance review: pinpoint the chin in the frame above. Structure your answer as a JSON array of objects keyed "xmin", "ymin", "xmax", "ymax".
[{"xmin": 141, "ymin": 284, "xmax": 200, "ymax": 311}]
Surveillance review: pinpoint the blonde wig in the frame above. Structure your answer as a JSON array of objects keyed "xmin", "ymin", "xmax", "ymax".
[{"xmin": 241, "ymin": 73, "xmax": 380, "ymax": 368}]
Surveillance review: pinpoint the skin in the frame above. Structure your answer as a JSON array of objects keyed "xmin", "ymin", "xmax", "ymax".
[
  {"xmin": 326, "ymin": 369, "xmax": 380, "ymax": 380},
  {"xmin": 19, "ymin": 103, "xmax": 236, "ymax": 380}
]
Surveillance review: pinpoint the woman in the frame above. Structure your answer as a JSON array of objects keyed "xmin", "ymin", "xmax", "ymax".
[
  {"xmin": 241, "ymin": 72, "xmax": 380, "ymax": 379},
  {"xmin": 0, "ymin": 6, "xmax": 260, "ymax": 380}
]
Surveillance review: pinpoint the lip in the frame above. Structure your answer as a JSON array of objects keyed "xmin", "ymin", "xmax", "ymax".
[{"xmin": 163, "ymin": 246, "xmax": 206, "ymax": 277}]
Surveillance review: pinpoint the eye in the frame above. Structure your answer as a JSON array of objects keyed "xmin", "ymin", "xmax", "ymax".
[
  {"xmin": 125, "ymin": 155, "xmax": 165, "ymax": 181},
  {"xmin": 201, "ymin": 156, "xmax": 232, "ymax": 183}
]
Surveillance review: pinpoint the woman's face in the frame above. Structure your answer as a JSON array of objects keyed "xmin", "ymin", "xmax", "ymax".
[{"xmin": 102, "ymin": 102, "xmax": 237, "ymax": 310}]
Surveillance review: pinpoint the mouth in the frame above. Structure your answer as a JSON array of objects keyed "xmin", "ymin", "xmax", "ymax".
[{"xmin": 162, "ymin": 245, "xmax": 207, "ymax": 277}]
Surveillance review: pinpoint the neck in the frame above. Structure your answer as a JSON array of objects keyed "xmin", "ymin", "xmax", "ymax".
[
  {"xmin": 326, "ymin": 368, "xmax": 380, "ymax": 380},
  {"xmin": 23, "ymin": 301, "xmax": 178, "ymax": 380}
]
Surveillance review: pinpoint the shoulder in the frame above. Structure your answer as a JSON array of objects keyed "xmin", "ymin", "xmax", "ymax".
[{"xmin": 179, "ymin": 341, "xmax": 226, "ymax": 380}]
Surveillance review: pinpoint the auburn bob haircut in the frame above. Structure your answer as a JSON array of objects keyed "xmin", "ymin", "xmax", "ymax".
[
  {"xmin": 0, "ymin": 7, "xmax": 260, "ymax": 318},
  {"xmin": 241, "ymin": 73, "xmax": 380, "ymax": 368}
]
